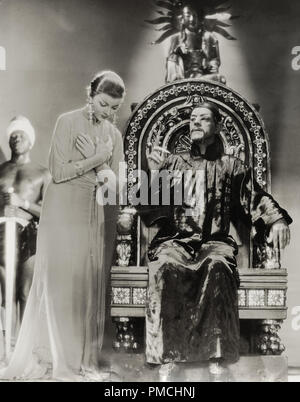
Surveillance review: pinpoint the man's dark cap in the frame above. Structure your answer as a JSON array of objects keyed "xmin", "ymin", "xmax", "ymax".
[{"xmin": 192, "ymin": 101, "xmax": 222, "ymax": 124}]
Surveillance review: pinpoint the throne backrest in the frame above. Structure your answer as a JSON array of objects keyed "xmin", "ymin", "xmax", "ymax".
[{"xmin": 123, "ymin": 79, "xmax": 270, "ymax": 269}]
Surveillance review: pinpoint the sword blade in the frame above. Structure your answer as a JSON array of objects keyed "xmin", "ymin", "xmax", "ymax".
[{"xmin": 5, "ymin": 219, "xmax": 17, "ymax": 359}]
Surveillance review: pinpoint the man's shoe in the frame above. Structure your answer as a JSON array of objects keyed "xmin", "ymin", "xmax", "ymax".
[
  {"xmin": 158, "ymin": 363, "xmax": 178, "ymax": 382},
  {"xmin": 208, "ymin": 361, "xmax": 231, "ymax": 382}
]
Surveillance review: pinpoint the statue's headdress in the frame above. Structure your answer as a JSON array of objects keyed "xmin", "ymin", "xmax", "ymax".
[{"xmin": 147, "ymin": 0, "xmax": 238, "ymax": 44}]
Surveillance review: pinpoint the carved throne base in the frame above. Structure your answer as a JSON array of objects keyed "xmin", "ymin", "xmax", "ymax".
[{"xmin": 111, "ymin": 267, "xmax": 288, "ymax": 359}]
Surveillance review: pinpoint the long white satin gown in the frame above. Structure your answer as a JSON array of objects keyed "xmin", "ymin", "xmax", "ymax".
[{"xmin": 0, "ymin": 107, "xmax": 124, "ymax": 380}]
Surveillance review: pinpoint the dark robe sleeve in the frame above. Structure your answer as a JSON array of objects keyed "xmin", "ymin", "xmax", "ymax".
[
  {"xmin": 135, "ymin": 155, "xmax": 178, "ymax": 227},
  {"xmin": 231, "ymin": 158, "xmax": 292, "ymax": 238}
]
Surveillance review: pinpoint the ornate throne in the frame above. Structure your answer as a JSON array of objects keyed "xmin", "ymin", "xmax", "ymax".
[{"xmin": 111, "ymin": 79, "xmax": 287, "ymax": 371}]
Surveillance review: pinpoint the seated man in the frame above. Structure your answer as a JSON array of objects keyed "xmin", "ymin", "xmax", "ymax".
[
  {"xmin": 0, "ymin": 116, "xmax": 50, "ymax": 327},
  {"xmin": 140, "ymin": 102, "xmax": 292, "ymax": 381}
]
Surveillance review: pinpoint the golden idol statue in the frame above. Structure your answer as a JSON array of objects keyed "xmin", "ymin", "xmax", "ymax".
[{"xmin": 147, "ymin": 0, "xmax": 237, "ymax": 84}]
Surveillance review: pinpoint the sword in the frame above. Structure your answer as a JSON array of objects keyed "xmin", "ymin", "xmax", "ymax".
[{"xmin": 0, "ymin": 187, "xmax": 28, "ymax": 360}]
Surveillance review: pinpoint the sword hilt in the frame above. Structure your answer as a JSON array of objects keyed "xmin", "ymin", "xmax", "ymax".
[{"xmin": 0, "ymin": 216, "xmax": 29, "ymax": 228}]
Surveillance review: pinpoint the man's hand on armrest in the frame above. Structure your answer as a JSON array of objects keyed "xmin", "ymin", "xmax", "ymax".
[{"xmin": 267, "ymin": 218, "xmax": 291, "ymax": 252}]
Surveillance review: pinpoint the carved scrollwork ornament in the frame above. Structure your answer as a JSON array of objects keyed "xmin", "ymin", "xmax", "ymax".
[
  {"xmin": 257, "ymin": 320, "xmax": 285, "ymax": 355},
  {"xmin": 112, "ymin": 318, "xmax": 139, "ymax": 352}
]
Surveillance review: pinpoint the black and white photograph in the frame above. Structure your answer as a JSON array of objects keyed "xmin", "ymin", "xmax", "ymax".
[{"xmin": 0, "ymin": 0, "xmax": 299, "ymax": 384}]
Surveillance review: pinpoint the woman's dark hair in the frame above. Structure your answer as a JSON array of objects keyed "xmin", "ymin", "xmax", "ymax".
[{"xmin": 89, "ymin": 71, "xmax": 125, "ymax": 99}]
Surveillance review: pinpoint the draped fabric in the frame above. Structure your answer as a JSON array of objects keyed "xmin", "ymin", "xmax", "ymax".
[
  {"xmin": 140, "ymin": 139, "xmax": 292, "ymax": 365},
  {"xmin": 0, "ymin": 108, "xmax": 124, "ymax": 381},
  {"xmin": 146, "ymin": 238, "xmax": 240, "ymax": 364}
]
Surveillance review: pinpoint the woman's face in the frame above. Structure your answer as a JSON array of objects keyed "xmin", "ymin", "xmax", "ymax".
[{"xmin": 92, "ymin": 92, "xmax": 124, "ymax": 121}]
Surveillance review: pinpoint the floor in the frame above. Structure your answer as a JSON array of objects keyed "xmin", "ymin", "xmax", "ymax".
[
  {"xmin": 1, "ymin": 325, "xmax": 299, "ymax": 382},
  {"xmin": 102, "ymin": 346, "xmax": 298, "ymax": 383},
  {"xmin": 0, "ymin": 348, "xmax": 299, "ymax": 382}
]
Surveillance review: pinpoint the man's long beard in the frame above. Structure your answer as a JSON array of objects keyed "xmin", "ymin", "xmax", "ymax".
[
  {"xmin": 190, "ymin": 139, "xmax": 205, "ymax": 157},
  {"xmin": 190, "ymin": 130, "xmax": 214, "ymax": 157}
]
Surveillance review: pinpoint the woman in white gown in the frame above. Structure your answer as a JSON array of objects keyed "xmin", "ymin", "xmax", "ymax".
[{"xmin": 0, "ymin": 71, "xmax": 126, "ymax": 381}]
